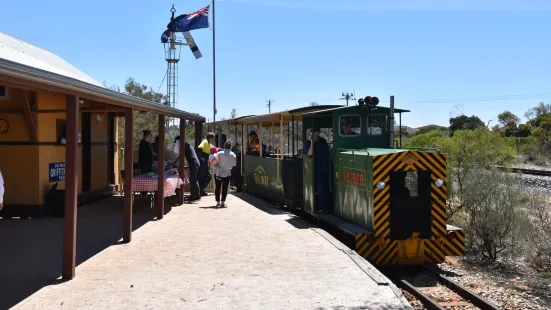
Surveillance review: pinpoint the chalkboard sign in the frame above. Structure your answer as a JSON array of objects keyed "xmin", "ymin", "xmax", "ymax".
[{"xmin": 49, "ymin": 162, "xmax": 66, "ymax": 182}]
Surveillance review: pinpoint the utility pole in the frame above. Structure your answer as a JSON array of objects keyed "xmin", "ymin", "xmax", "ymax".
[
  {"xmin": 266, "ymin": 100, "xmax": 273, "ymax": 113},
  {"xmin": 340, "ymin": 92, "xmax": 356, "ymax": 106}
]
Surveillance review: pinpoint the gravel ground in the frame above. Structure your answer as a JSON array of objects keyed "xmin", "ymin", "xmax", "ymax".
[
  {"xmin": 518, "ymin": 174, "xmax": 551, "ymax": 194},
  {"xmin": 439, "ymin": 257, "xmax": 551, "ymax": 310}
]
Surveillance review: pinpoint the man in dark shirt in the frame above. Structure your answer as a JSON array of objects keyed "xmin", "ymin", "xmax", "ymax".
[
  {"xmin": 173, "ymin": 136, "xmax": 201, "ymax": 201},
  {"xmin": 304, "ymin": 128, "xmax": 332, "ymax": 211},
  {"xmin": 138, "ymin": 130, "xmax": 154, "ymax": 174}
]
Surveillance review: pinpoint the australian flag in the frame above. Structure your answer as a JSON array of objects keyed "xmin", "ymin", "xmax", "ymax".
[{"xmin": 167, "ymin": 5, "xmax": 210, "ymax": 32}]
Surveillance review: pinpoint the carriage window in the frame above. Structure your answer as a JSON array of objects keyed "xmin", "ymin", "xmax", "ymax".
[
  {"xmin": 404, "ymin": 171, "xmax": 419, "ymax": 197},
  {"xmin": 367, "ymin": 115, "xmax": 387, "ymax": 136},
  {"xmin": 339, "ymin": 115, "xmax": 360, "ymax": 136}
]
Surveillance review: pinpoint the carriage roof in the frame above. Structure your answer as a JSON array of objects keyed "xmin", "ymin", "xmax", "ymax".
[{"xmin": 230, "ymin": 105, "xmax": 343, "ymax": 126}]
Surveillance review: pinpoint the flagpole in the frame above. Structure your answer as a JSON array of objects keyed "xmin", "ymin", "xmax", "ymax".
[{"xmin": 212, "ymin": 0, "xmax": 216, "ymax": 143}]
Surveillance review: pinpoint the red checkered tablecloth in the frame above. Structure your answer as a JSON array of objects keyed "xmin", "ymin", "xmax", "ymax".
[{"xmin": 132, "ymin": 169, "xmax": 188, "ymax": 197}]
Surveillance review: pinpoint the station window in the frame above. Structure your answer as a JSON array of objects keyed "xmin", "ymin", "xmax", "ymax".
[
  {"xmin": 0, "ymin": 85, "xmax": 8, "ymax": 99},
  {"xmin": 404, "ymin": 171, "xmax": 419, "ymax": 197},
  {"xmin": 56, "ymin": 119, "xmax": 67, "ymax": 144},
  {"xmin": 367, "ymin": 115, "xmax": 388, "ymax": 136},
  {"xmin": 339, "ymin": 115, "xmax": 361, "ymax": 136}
]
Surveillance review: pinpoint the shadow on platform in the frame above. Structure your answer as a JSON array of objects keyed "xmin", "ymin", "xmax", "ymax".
[
  {"xmin": 230, "ymin": 192, "xmax": 288, "ymax": 215},
  {"xmin": 230, "ymin": 192, "xmax": 315, "ymax": 229},
  {"xmin": 0, "ymin": 195, "xmax": 179, "ymax": 310}
]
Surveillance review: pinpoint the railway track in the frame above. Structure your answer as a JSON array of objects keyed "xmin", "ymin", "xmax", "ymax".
[
  {"xmin": 495, "ymin": 165, "xmax": 551, "ymax": 177},
  {"xmin": 383, "ymin": 265, "xmax": 502, "ymax": 310}
]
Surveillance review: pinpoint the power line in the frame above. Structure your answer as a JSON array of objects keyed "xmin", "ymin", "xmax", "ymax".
[{"xmin": 408, "ymin": 91, "xmax": 551, "ymax": 103}]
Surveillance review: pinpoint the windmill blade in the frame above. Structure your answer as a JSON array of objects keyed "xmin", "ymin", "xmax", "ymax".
[{"xmin": 182, "ymin": 31, "xmax": 202, "ymax": 59}]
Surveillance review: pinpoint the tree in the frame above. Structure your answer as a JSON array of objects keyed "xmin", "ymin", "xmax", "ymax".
[
  {"xmin": 230, "ymin": 108, "xmax": 237, "ymax": 119},
  {"xmin": 449, "ymin": 115, "xmax": 484, "ymax": 135},
  {"xmin": 497, "ymin": 111, "xmax": 520, "ymax": 131},
  {"xmin": 115, "ymin": 78, "xmax": 177, "ymax": 152},
  {"xmin": 532, "ymin": 114, "xmax": 551, "ymax": 154},
  {"xmin": 525, "ymin": 102, "xmax": 551, "ymax": 127},
  {"xmin": 309, "ymin": 101, "xmax": 319, "ymax": 106},
  {"xmin": 498, "ymin": 111, "xmax": 521, "ymax": 151}
]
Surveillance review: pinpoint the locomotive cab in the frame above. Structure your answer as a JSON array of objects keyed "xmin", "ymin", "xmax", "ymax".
[{"xmin": 302, "ymin": 103, "xmax": 465, "ymax": 265}]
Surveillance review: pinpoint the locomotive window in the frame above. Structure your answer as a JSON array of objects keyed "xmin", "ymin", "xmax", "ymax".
[
  {"xmin": 367, "ymin": 115, "xmax": 387, "ymax": 136},
  {"xmin": 339, "ymin": 115, "xmax": 360, "ymax": 137},
  {"xmin": 404, "ymin": 171, "xmax": 419, "ymax": 197}
]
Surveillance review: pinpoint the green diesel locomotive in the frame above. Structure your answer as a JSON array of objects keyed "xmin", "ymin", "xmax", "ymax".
[{"xmin": 214, "ymin": 97, "xmax": 464, "ymax": 265}]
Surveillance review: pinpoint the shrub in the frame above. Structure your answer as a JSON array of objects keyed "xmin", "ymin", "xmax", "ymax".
[
  {"xmin": 460, "ymin": 170, "xmax": 525, "ymax": 260},
  {"xmin": 403, "ymin": 129, "xmax": 447, "ymax": 149},
  {"xmin": 526, "ymin": 195, "xmax": 551, "ymax": 271}
]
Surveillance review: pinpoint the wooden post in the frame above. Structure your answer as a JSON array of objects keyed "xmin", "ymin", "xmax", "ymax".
[
  {"xmin": 241, "ymin": 123, "xmax": 245, "ymax": 177},
  {"xmin": 278, "ymin": 115, "xmax": 284, "ymax": 184},
  {"xmin": 259, "ymin": 123, "xmax": 263, "ymax": 156},
  {"xmin": 62, "ymin": 95, "xmax": 79, "ymax": 280},
  {"xmin": 156, "ymin": 114, "xmax": 166, "ymax": 219},
  {"xmin": 179, "ymin": 118, "xmax": 186, "ymax": 205},
  {"xmin": 270, "ymin": 122, "xmax": 274, "ymax": 152},
  {"xmin": 123, "ymin": 109, "xmax": 133, "ymax": 242}
]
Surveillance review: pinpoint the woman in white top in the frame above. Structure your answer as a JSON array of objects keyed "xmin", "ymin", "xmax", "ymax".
[
  {"xmin": 211, "ymin": 140, "xmax": 237, "ymax": 207},
  {"xmin": 0, "ymin": 170, "xmax": 4, "ymax": 210}
]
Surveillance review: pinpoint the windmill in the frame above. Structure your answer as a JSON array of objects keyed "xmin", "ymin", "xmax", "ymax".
[{"xmin": 161, "ymin": 5, "xmax": 203, "ymax": 128}]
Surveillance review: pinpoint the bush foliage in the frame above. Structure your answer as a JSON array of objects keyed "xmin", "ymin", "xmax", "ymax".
[{"xmin": 405, "ymin": 126, "xmax": 545, "ymax": 262}]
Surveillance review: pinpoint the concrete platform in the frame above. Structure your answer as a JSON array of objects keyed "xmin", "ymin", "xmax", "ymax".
[{"xmin": 13, "ymin": 193, "xmax": 411, "ymax": 310}]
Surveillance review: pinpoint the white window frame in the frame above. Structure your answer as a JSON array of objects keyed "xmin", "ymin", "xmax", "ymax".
[
  {"xmin": 338, "ymin": 115, "xmax": 361, "ymax": 138},
  {"xmin": 0, "ymin": 85, "xmax": 8, "ymax": 100},
  {"xmin": 366, "ymin": 114, "xmax": 388, "ymax": 136}
]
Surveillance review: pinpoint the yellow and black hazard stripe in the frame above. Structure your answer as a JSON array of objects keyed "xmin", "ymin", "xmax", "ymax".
[
  {"xmin": 354, "ymin": 233, "xmax": 398, "ymax": 265},
  {"xmin": 363, "ymin": 150, "xmax": 450, "ymax": 265},
  {"xmin": 442, "ymin": 229, "xmax": 466, "ymax": 257}
]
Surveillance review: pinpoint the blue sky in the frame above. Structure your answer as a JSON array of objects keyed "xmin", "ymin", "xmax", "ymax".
[{"xmin": 1, "ymin": 0, "xmax": 550, "ymax": 127}]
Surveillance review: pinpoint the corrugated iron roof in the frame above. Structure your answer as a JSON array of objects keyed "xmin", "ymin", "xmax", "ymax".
[
  {"xmin": 0, "ymin": 32, "xmax": 102, "ymax": 87},
  {"xmin": 0, "ymin": 32, "xmax": 205, "ymax": 121}
]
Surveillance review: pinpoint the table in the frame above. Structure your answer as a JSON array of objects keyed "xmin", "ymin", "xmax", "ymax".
[{"xmin": 132, "ymin": 169, "xmax": 187, "ymax": 197}]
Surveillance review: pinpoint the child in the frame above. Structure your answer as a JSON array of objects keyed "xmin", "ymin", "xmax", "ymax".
[
  {"xmin": 199, "ymin": 146, "xmax": 218, "ymax": 192},
  {"xmin": 208, "ymin": 146, "xmax": 219, "ymax": 176}
]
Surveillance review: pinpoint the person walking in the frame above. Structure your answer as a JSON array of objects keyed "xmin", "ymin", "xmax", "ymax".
[{"xmin": 210, "ymin": 140, "xmax": 237, "ymax": 207}]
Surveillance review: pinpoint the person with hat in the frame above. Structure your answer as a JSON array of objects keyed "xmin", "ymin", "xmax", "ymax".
[
  {"xmin": 247, "ymin": 131, "xmax": 260, "ymax": 156},
  {"xmin": 172, "ymin": 136, "xmax": 201, "ymax": 202},
  {"xmin": 304, "ymin": 128, "xmax": 332, "ymax": 212}
]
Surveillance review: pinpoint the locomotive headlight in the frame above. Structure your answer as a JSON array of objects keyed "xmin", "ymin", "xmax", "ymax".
[
  {"xmin": 435, "ymin": 178, "xmax": 444, "ymax": 187},
  {"xmin": 376, "ymin": 181, "xmax": 386, "ymax": 190}
]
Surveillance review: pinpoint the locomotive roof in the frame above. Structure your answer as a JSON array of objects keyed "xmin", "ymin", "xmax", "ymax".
[{"xmin": 302, "ymin": 105, "xmax": 410, "ymax": 116}]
